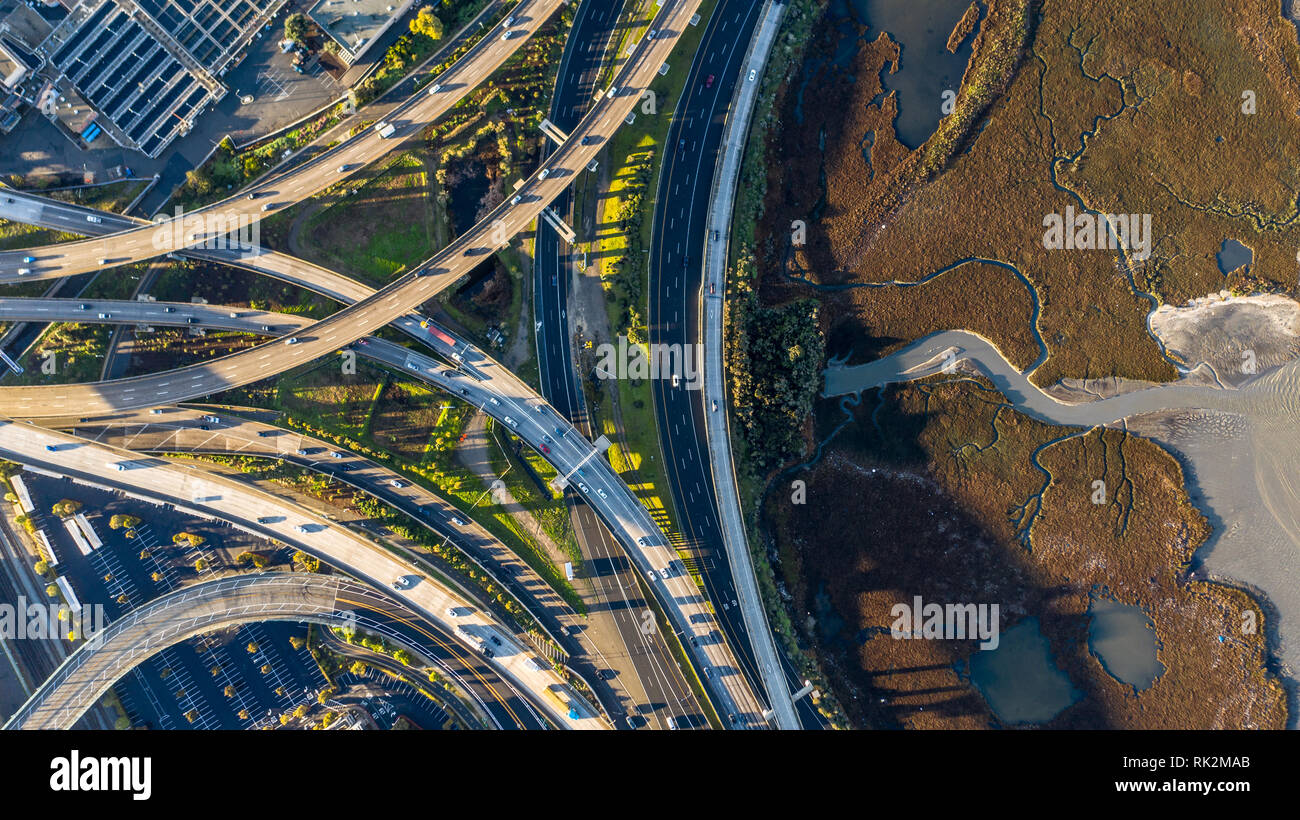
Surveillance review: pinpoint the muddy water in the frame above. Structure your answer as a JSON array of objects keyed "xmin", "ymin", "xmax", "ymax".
[
  {"xmin": 850, "ymin": 0, "xmax": 980, "ymax": 149},
  {"xmin": 1088, "ymin": 598, "xmax": 1164, "ymax": 690},
  {"xmin": 824, "ymin": 328, "xmax": 1300, "ymax": 685},
  {"xmin": 967, "ymin": 617, "xmax": 1081, "ymax": 724}
]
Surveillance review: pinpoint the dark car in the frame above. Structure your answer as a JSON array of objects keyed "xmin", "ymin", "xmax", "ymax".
[
  {"xmin": 705, "ymin": 74, "xmax": 715, "ymax": 88},
  {"xmin": 489, "ymin": 635, "xmax": 502, "ymax": 646}
]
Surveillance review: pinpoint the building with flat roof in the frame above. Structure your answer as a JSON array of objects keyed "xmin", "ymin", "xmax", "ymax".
[
  {"xmin": 36, "ymin": 0, "xmax": 287, "ymax": 157},
  {"xmin": 308, "ymin": 0, "xmax": 412, "ymax": 65}
]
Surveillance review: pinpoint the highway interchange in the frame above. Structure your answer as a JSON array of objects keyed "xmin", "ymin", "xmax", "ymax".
[{"xmin": 0, "ymin": 0, "xmax": 801, "ymax": 730}]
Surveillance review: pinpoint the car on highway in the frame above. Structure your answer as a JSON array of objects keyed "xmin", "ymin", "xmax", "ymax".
[
  {"xmin": 638, "ymin": 536, "xmax": 651, "ymax": 546},
  {"xmin": 16, "ymin": 268, "xmax": 29, "ymax": 275},
  {"xmin": 427, "ymin": 83, "xmax": 442, "ymax": 94},
  {"xmin": 392, "ymin": 576, "xmax": 412, "ymax": 590},
  {"xmin": 501, "ymin": 30, "xmax": 515, "ymax": 40},
  {"xmin": 78, "ymin": 303, "xmax": 88, "ymax": 310},
  {"xmin": 658, "ymin": 567, "xmax": 669, "ymax": 580},
  {"xmin": 538, "ymin": 168, "xmax": 550, "ymax": 179},
  {"xmin": 511, "ymin": 194, "xmax": 522, "ymax": 205},
  {"xmin": 97, "ymin": 312, "xmax": 110, "ymax": 319},
  {"xmin": 185, "ymin": 317, "xmax": 199, "ymax": 324},
  {"xmin": 149, "ymin": 408, "xmax": 163, "ymax": 414},
  {"xmin": 285, "ymin": 337, "xmax": 300, "ymax": 345},
  {"xmin": 449, "ymin": 516, "xmax": 466, "ymax": 526},
  {"xmin": 85, "ymin": 214, "xmax": 102, "ymax": 223},
  {"xmin": 539, "ymin": 444, "xmax": 550, "ymax": 454},
  {"xmin": 203, "ymin": 415, "xmax": 220, "ymax": 423},
  {"xmin": 504, "ymin": 15, "xmax": 515, "ymax": 26},
  {"xmin": 705, "ymin": 74, "xmax": 715, "ymax": 88},
  {"xmin": 260, "ymin": 202, "xmax": 277, "ymax": 211},
  {"xmin": 711, "ymin": 399, "xmax": 718, "ymax": 412},
  {"xmin": 503, "ymin": 416, "xmax": 518, "ymax": 428},
  {"xmin": 246, "ymin": 191, "xmax": 266, "ymax": 199},
  {"xmin": 596, "ymin": 487, "xmax": 609, "ymax": 500},
  {"xmin": 488, "ymin": 397, "xmax": 500, "ymax": 406},
  {"xmin": 672, "ymin": 374, "xmax": 681, "ymax": 388},
  {"xmin": 22, "ymin": 256, "xmax": 34, "ymax": 263},
  {"xmin": 446, "ymin": 606, "xmax": 462, "ymax": 617},
  {"xmin": 294, "ymin": 524, "xmax": 308, "ymax": 533},
  {"xmin": 390, "ymin": 479, "xmax": 407, "ymax": 488},
  {"xmin": 749, "ymin": 69, "xmax": 758, "ymax": 82},
  {"xmin": 162, "ymin": 306, "xmax": 174, "ymax": 312},
  {"xmin": 647, "ymin": 28, "xmax": 658, "ymax": 39},
  {"xmin": 666, "ymin": 717, "xmax": 678, "ymax": 730},
  {"xmin": 44, "ymin": 444, "xmax": 57, "ymax": 452},
  {"xmin": 577, "ymin": 482, "xmax": 589, "ymax": 494},
  {"xmin": 337, "ymin": 164, "xmax": 351, "ymax": 172},
  {"xmin": 580, "ymin": 135, "xmax": 594, "ymax": 145},
  {"xmin": 489, "ymin": 634, "xmax": 502, "ymax": 646},
  {"xmin": 330, "ymin": 451, "xmax": 344, "ymax": 459},
  {"xmin": 296, "ymin": 449, "xmax": 308, "ymax": 455}
]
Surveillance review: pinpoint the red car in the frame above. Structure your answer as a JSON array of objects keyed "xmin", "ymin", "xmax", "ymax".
[
  {"xmin": 540, "ymin": 444, "xmax": 550, "ymax": 454},
  {"xmin": 705, "ymin": 74, "xmax": 715, "ymax": 88}
]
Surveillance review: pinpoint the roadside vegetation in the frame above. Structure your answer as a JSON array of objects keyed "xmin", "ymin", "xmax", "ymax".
[{"xmin": 212, "ymin": 357, "xmax": 583, "ymax": 610}]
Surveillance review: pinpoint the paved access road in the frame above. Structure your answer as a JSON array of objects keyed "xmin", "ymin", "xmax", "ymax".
[
  {"xmin": 0, "ymin": 0, "xmax": 567, "ymax": 283},
  {"xmin": 0, "ymin": 420, "xmax": 605, "ymax": 729}
]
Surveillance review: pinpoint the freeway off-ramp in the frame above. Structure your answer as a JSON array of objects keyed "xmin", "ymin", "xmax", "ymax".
[{"xmin": 0, "ymin": 421, "xmax": 603, "ymax": 729}]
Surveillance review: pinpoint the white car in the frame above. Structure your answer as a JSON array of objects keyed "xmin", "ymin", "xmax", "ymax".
[
  {"xmin": 658, "ymin": 567, "xmax": 669, "ymax": 580},
  {"xmin": 427, "ymin": 83, "xmax": 442, "ymax": 95},
  {"xmin": 503, "ymin": 416, "xmax": 518, "ymax": 428},
  {"xmin": 284, "ymin": 337, "xmax": 299, "ymax": 345},
  {"xmin": 392, "ymin": 576, "xmax": 412, "ymax": 590},
  {"xmin": 538, "ymin": 168, "xmax": 550, "ymax": 179},
  {"xmin": 85, "ymin": 214, "xmax": 102, "ymax": 223},
  {"xmin": 449, "ymin": 516, "xmax": 466, "ymax": 526},
  {"xmin": 596, "ymin": 488, "xmax": 609, "ymax": 500},
  {"xmin": 294, "ymin": 524, "xmax": 308, "ymax": 533},
  {"xmin": 390, "ymin": 479, "xmax": 407, "ymax": 488},
  {"xmin": 748, "ymin": 69, "xmax": 757, "ymax": 82}
]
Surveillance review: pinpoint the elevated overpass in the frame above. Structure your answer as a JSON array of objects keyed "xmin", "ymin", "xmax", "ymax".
[{"xmin": 0, "ymin": 420, "xmax": 607, "ymax": 729}]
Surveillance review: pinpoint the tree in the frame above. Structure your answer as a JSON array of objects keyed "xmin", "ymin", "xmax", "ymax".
[
  {"xmin": 410, "ymin": 7, "xmax": 444, "ymax": 40},
  {"xmin": 290, "ymin": 636, "xmax": 305, "ymax": 650},
  {"xmin": 173, "ymin": 532, "xmax": 205, "ymax": 547},
  {"xmin": 184, "ymin": 167, "xmax": 213, "ymax": 196},
  {"xmin": 284, "ymin": 12, "xmax": 310, "ymax": 45},
  {"xmin": 33, "ymin": 560, "xmax": 48, "ymax": 575},
  {"xmin": 193, "ymin": 557, "xmax": 208, "ymax": 572},
  {"xmin": 247, "ymin": 641, "xmax": 259, "ymax": 653},
  {"xmin": 293, "ymin": 704, "xmax": 308, "ymax": 719},
  {"xmin": 114, "ymin": 716, "xmax": 131, "ymax": 730},
  {"xmin": 110, "ymin": 514, "xmax": 141, "ymax": 530},
  {"xmin": 224, "ymin": 685, "xmax": 236, "ymax": 698},
  {"xmin": 52, "ymin": 499, "xmax": 82, "ymax": 517},
  {"xmin": 349, "ymin": 660, "xmax": 367, "ymax": 675},
  {"xmin": 45, "ymin": 583, "xmax": 58, "ymax": 598},
  {"xmin": 236, "ymin": 551, "xmax": 270, "ymax": 569},
  {"xmin": 393, "ymin": 649, "xmax": 414, "ymax": 666}
]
